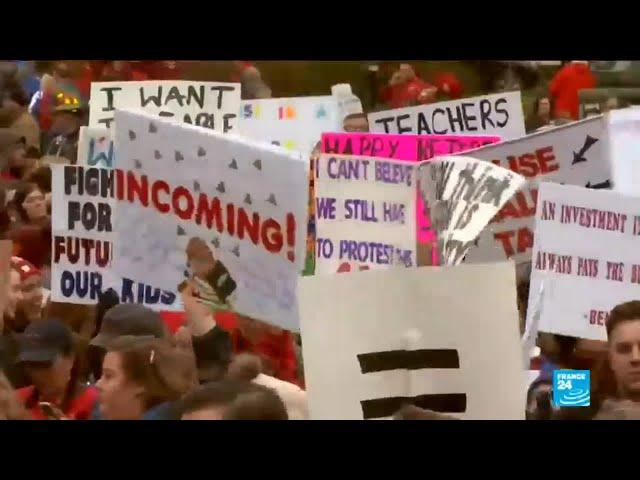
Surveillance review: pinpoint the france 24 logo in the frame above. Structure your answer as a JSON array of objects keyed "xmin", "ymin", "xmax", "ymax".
[{"xmin": 553, "ymin": 370, "xmax": 590, "ymax": 407}]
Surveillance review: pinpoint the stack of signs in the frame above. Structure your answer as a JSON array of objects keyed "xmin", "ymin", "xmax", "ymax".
[
  {"xmin": 239, "ymin": 96, "xmax": 340, "ymax": 157},
  {"xmin": 78, "ymin": 127, "xmax": 114, "ymax": 168},
  {"xmin": 528, "ymin": 182, "xmax": 640, "ymax": 341},
  {"xmin": 459, "ymin": 116, "xmax": 611, "ymax": 277},
  {"xmin": 89, "ymin": 81, "xmax": 240, "ymax": 132},
  {"xmin": 314, "ymin": 155, "xmax": 417, "ymax": 275},
  {"xmin": 50, "ymin": 165, "xmax": 179, "ymax": 309},
  {"xmin": 368, "ymin": 91, "xmax": 526, "ymax": 140},
  {"xmin": 110, "ymin": 109, "xmax": 309, "ymax": 332},
  {"xmin": 321, "ymin": 132, "xmax": 500, "ymax": 248},
  {"xmin": 417, "ymin": 156, "xmax": 526, "ymax": 266},
  {"xmin": 607, "ymin": 107, "xmax": 640, "ymax": 196},
  {"xmin": 298, "ymin": 261, "xmax": 525, "ymax": 420}
]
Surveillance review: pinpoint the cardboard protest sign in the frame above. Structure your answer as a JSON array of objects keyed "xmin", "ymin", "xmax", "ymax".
[
  {"xmin": 50, "ymin": 165, "xmax": 180, "ymax": 309},
  {"xmin": 322, "ymin": 132, "xmax": 500, "ymax": 247},
  {"xmin": 111, "ymin": 109, "xmax": 309, "ymax": 331},
  {"xmin": 298, "ymin": 262, "xmax": 525, "ymax": 420},
  {"xmin": 239, "ymin": 96, "xmax": 340, "ymax": 156},
  {"xmin": 607, "ymin": 108, "xmax": 640, "ymax": 196},
  {"xmin": 89, "ymin": 81, "xmax": 241, "ymax": 132},
  {"xmin": 527, "ymin": 182, "xmax": 640, "ymax": 341},
  {"xmin": 314, "ymin": 155, "xmax": 417, "ymax": 275},
  {"xmin": 78, "ymin": 127, "xmax": 114, "ymax": 168},
  {"xmin": 368, "ymin": 91, "xmax": 526, "ymax": 140},
  {"xmin": 417, "ymin": 156, "xmax": 526, "ymax": 265},
  {"xmin": 459, "ymin": 116, "xmax": 611, "ymax": 274}
]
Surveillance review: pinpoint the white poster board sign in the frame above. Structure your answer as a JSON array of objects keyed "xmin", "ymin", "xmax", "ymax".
[
  {"xmin": 314, "ymin": 155, "xmax": 417, "ymax": 274},
  {"xmin": 89, "ymin": 81, "xmax": 240, "ymax": 132},
  {"xmin": 418, "ymin": 156, "xmax": 526, "ymax": 265},
  {"xmin": 527, "ymin": 182, "xmax": 640, "ymax": 341},
  {"xmin": 298, "ymin": 262, "xmax": 525, "ymax": 420},
  {"xmin": 368, "ymin": 91, "xmax": 526, "ymax": 140},
  {"xmin": 239, "ymin": 96, "xmax": 340, "ymax": 157},
  {"xmin": 50, "ymin": 164, "xmax": 180, "ymax": 309},
  {"xmin": 607, "ymin": 107, "xmax": 640, "ymax": 196},
  {"xmin": 461, "ymin": 116, "xmax": 611, "ymax": 274},
  {"xmin": 77, "ymin": 127, "xmax": 114, "ymax": 167},
  {"xmin": 111, "ymin": 109, "xmax": 309, "ymax": 331}
]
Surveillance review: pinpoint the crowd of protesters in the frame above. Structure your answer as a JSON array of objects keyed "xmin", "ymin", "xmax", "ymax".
[{"xmin": 0, "ymin": 59, "xmax": 638, "ymax": 420}]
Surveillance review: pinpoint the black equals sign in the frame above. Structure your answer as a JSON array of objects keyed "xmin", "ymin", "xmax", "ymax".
[{"xmin": 357, "ymin": 349, "xmax": 466, "ymax": 420}]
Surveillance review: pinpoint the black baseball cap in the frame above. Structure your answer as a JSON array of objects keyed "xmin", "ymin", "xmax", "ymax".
[
  {"xmin": 90, "ymin": 304, "xmax": 166, "ymax": 348},
  {"xmin": 17, "ymin": 319, "xmax": 73, "ymax": 364}
]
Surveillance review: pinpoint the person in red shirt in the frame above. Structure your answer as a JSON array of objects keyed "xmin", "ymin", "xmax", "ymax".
[
  {"xmin": 16, "ymin": 319, "xmax": 98, "ymax": 419},
  {"xmin": 381, "ymin": 64, "xmax": 437, "ymax": 109},
  {"xmin": 549, "ymin": 61, "xmax": 596, "ymax": 120}
]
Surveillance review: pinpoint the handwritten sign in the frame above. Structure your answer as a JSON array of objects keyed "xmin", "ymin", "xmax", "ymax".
[
  {"xmin": 239, "ymin": 96, "xmax": 340, "ymax": 157},
  {"xmin": 417, "ymin": 156, "xmax": 526, "ymax": 265},
  {"xmin": 50, "ymin": 165, "xmax": 179, "ymax": 309},
  {"xmin": 314, "ymin": 155, "xmax": 416, "ymax": 275},
  {"xmin": 298, "ymin": 261, "xmax": 526, "ymax": 419},
  {"xmin": 368, "ymin": 91, "xmax": 526, "ymax": 140},
  {"xmin": 78, "ymin": 127, "xmax": 114, "ymax": 168},
  {"xmin": 111, "ymin": 109, "xmax": 309, "ymax": 331},
  {"xmin": 528, "ymin": 182, "xmax": 640, "ymax": 341},
  {"xmin": 459, "ymin": 116, "xmax": 610, "ymax": 275},
  {"xmin": 88, "ymin": 81, "xmax": 240, "ymax": 132},
  {"xmin": 321, "ymin": 132, "xmax": 500, "ymax": 246}
]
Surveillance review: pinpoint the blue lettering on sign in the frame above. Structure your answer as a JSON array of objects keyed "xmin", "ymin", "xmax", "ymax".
[{"xmin": 87, "ymin": 138, "xmax": 114, "ymax": 167}]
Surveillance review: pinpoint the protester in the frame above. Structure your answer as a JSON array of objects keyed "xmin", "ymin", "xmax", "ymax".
[
  {"xmin": 177, "ymin": 379, "xmax": 288, "ymax": 420},
  {"xmin": 41, "ymin": 87, "xmax": 86, "ymax": 166},
  {"xmin": 6, "ymin": 257, "xmax": 45, "ymax": 332},
  {"xmin": 0, "ymin": 87, "xmax": 40, "ymax": 152},
  {"xmin": 16, "ymin": 319, "xmax": 98, "ymax": 419},
  {"xmin": 526, "ymin": 95, "xmax": 553, "ymax": 133},
  {"xmin": 591, "ymin": 301, "xmax": 640, "ymax": 419},
  {"xmin": 96, "ymin": 337, "xmax": 197, "ymax": 420},
  {"xmin": 549, "ymin": 61, "xmax": 596, "ymax": 120},
  {"xmin": 28, "ymin": 73, "xmax": 57, "ymax": 133},
  {"xmin": 0, "ymin": 129, "xmax": 28, "ymax": 183},
  {"xmin": 0, "ymin": 371, "xmax": 29, "ymax": 420},
  {"xmin": 380, "ymin": 64, "xmax": 437, "ymax": 108},
  {"xmin": 342, "ymin": 112, "xmax": 369, "ymax": 133}
]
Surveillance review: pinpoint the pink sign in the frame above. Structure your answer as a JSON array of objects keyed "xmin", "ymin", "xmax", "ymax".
[{"xmin": 321, "ymin": 132, "xmax": 501, "ymax": 252}]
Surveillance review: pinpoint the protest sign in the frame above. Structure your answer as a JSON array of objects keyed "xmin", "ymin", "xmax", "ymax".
[
  {"xmin": 459, "ymin": 116, "xmax": 611, "ymax": 274},
  {"xmin": 88, "ymin": 81, "xmax": 241, "ymax": 132},
  {"xmin": 314, "ymin": 155, "xmax": 417, "ymax": 275},
  {"xmin": 111, "ymin": 109, "xmax": 309, "ymax": 331},
  {"xmin": 239, "ymin": 96, "xmax": 340, "ymax": 156},
  {"xmin": 527, "ymin": 182, "xmax": 640, "ymax": 341},
  {"xmin": 368, "ymin": 91, "xmax": 526, "ymax": 140},
  {"xmin": 607, "ymin": 107, "xmax": 640, "ymax": 196},
  {"xmin": 78, "ymin": 127, "xmax": 114, "ymax": 167},
  {"xmin": 298, "ymin": 262, "xmax": 525, "ymax": 420},
  {"xmin": 417, "ymin": 156, "xmax": 526, "ymax": 266},
  {"xmin": 50, "ymin": 165, "xmax": 180, "ymax": 309},
  {"xmin": 322, "ymin": 132, "xmax": 500, "ymax": 247}
]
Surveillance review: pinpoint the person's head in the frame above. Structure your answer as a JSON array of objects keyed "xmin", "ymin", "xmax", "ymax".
[
  {"xmin": 606, "ymin": 301, "xmax": 640, "ymax": 400},
  {"xmin": 12, "ymin": 183, "xmax": 47, "ymax": 224},
  {"xmin": 343, "ymin": 113, "xmax": 369, "ymax": 133},
  {"xmin": 178, "ymin": 380, "xmax": 288, "ymax": 420},
  {"xmin": 96, "ymin": 337, "xmax": 197, "ymax": 420},
  {"xmin": 0, "ymin": 371, "xmax": 29, "ymax": 420},
  {"xmin": 534, "ymin": 96, "xmax": 551, "ymax": 119},
  {"xmin": 1, "ymin": 87, "xmax": 29, "ymax": 121},
  {"xmin": 10, "ymin": 256, "xmax": 42, "ymax": 327},
  {"xmin": 0, "ymin": 129, "xmax": 26, "ymax": 175},
  {"xmin": 186, "ymin": 237, "xmax": 216, "ymax": 279},
  {"xmin": 52, "ymin": 62, "xmax": 71, "ymax": 84},
  {"xmin": 17, "ymin": 319, "xmax": 75, "ymax": 401},
  {"xmin": 40, "ymin": 74, "xmax": 56, "ymax": 95},
  {"xmin": 90, "ymin": 303, "xmax": 167, "ymax": 349},
  {"xmin": 50, "ymin": 89, "xmax": 85, "ymax": 136},
  {"xmin": 4, "ymin": 266, "xmax": 23, "ymax": 325}
]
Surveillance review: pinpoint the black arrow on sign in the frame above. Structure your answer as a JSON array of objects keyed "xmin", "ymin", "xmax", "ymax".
[
  {"xmin": 356, "ymin": 349, "xmax": 466, "ymax": 419},
  {"xmin": 585, "ymin": 179, "xmax": 612, "ymax": 189},
  {"xmin": 572, "ymin": 135, "xmax": 599, "ymax": 165}
]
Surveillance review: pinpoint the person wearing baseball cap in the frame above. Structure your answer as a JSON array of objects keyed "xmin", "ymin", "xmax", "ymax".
[
  {"xmin": 15, "ymin": 319, "xmax": 98, "ymax": 419},
  {"xmin": 6, "ymin": 257, "xmax": 44, "ymax": 333},
  {"xmin": 41, "ymin": 86, "xmax": 86, "ymax": 166},
  {"xmin": 90, "ymin": 304, "xmax": 168, "ymax": 349}
]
